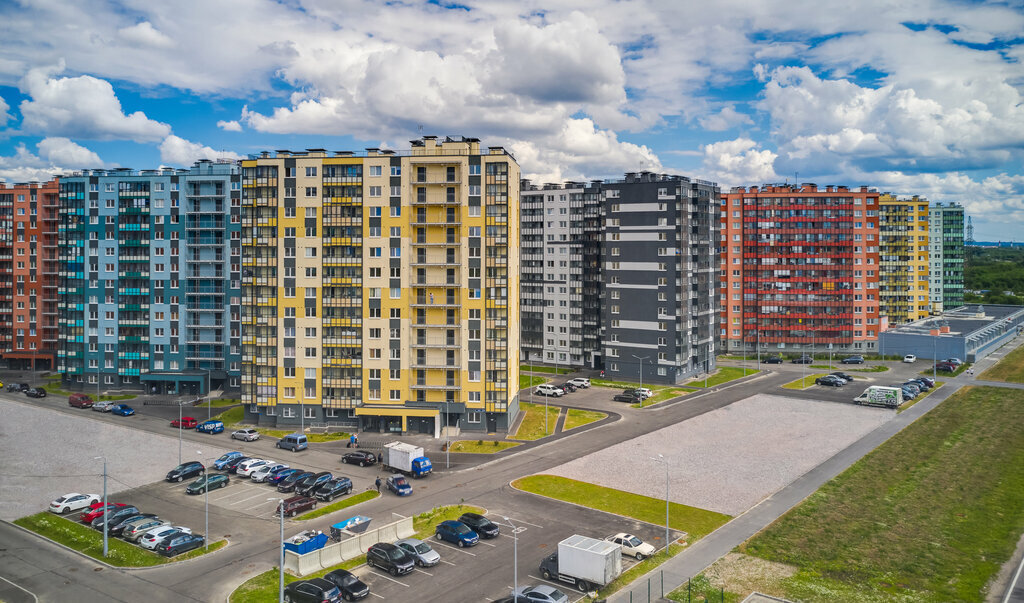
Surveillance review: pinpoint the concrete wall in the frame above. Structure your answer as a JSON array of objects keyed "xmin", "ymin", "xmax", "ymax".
[{"xmin": 283, "ymin": 515, "xmax": 415, "ymax": 576}]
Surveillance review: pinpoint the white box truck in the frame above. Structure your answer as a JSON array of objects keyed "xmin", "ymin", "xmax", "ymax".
[
  {"xmin": 381, "ymin": 442, "xmax": 432, "ymax": 477},
  {"xmin": 539, "ymin": 534, "xmax": 622, "ymax": 592},
  {"xmin": 854, "ymin": 386, "xmax": 902, "ymax": 409}
]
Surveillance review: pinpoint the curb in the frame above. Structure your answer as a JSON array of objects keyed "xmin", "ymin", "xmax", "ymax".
[{"xmin": 637, "ymin": 369, "xmax": 771, "ymax": 411}]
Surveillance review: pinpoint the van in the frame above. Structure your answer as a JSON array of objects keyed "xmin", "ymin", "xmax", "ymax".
[
  {"xmin": 277, "ymin": 433, "xmax": 308, "ymax": 452},
  {"xmin": 69, "ymin": 393, "xmax": 94, "ymax": 409}
]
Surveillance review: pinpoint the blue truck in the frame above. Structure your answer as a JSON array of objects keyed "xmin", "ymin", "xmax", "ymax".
[{"xmin": 381, "ymin": 442, "xmax": 432, "ymax": 478}]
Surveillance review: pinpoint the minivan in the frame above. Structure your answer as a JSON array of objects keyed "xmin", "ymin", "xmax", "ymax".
[
  {"xmin": 277, "ymin": 433, "xmax": 308, "ymax": 452},
  {"xmin": 69, "ymin": 393, "xmax": 94, "ymax": 408}
]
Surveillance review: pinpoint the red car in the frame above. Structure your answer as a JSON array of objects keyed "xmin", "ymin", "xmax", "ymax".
[
  {"xmin": 171, "ymin": 417, "xmax": 198, "ymax": 429},
  {"xmin": 79, "ymin": 502, "xmax": 125, "ymax": 523}
]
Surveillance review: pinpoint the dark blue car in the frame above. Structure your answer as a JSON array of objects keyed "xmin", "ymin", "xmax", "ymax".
[
  {"xmin": 268, "ymin": 468, "xmax": 302, "ymax": 484},
  {"xmin": 111, "ymin": 404, "xmax": 135, "ymax": 416},
  {"xmin": 196, "ymin": 420, "xmax": 224, "ymax": 434},
  {"xmin": 434, "ymin": 520, "xmax": 479, "ymax": 547},
  {"xmin": 213, "ymin": 452, "xmax": 244, "ymax": 470}
]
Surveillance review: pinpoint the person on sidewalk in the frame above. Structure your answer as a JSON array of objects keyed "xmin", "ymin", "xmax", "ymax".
[{"xmin": 374, "ymin": 476, "xmax": 381, "ymax": 493}]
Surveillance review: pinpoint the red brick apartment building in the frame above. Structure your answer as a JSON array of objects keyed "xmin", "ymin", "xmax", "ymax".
[
  {"xmin": 0, "ymin": 180, "xmax": 60, "ymax": 369},
  {"xmin": 720, "ymin": 184, "xmax": 882, "ymax": 356}
]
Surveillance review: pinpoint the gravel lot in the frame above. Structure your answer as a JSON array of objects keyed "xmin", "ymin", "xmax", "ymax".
[
  {"xmin": 0, "ymin": 398, "xmax": 230, "ymax": 521},
  {"xmin": 545, "ymin": 393, "xmax": 893, "ymax": 516}
]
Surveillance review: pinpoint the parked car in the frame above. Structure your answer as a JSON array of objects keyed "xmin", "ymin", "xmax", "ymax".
[
  {"xmin": 829, "ymin": 372, "xmax": 855, "ymax": 383},
  {"xmin": 222, "ymin": 456, "xmax": 251, "ymax": 473},
  {"xmin": 166, "ymin": 461, "xmax": 205, "ymax": 483},
  {"xmin": 80, "ymin": 502, "xmax": 125, "ymax": 523},
  {"xmin": 124, "ymin": 519, "xmax": 170, "ymax": 542},
  {"xmin": 171, "ymin": 416, "xmax": 198, "ymax": 428},
  {"xmin": 92, "ymin": 507, "xmax": 143, "ymax": 533},
  {"xmin": 156, "ymin": 533, "xmax": 205, "ymax": 557},
  {"xmin": 314, "ymin": 477, "xmax": 353, "ymax": 502},
  {"xmin": 815, "ymin": 375, "xmax": 846, "ymax": 387},
  {"xmin": 110, "ymin": 404, "xmax": 135, "ymax": 416},
  {"xmin": 186, "ymin": 473, "xmax": 229, "ymax": 494},
  {"xmin": 213, "ymin": 451, "xmax": 244, "ymax": 470},
  {"xmin": 322, "ymin": 569, "xmax": 370, "ymax": 601},
  {"xmin": 637, "ymin": 387, "xmax": 653, "ymax": 399},
  {"xmin": 236, "ymin": 458, "xmax": 271, "ymax": 476},
  {"xmin": 606, "ymin": 533, "xmax": 656, "ymax": 560},
  {"xmin": 68, "ymin": 394, "xmax": 94, "ymax": 408},
  {"xmin": 534, "ymin": 384, "xmax": 564, "ymax": 397},
  {"xmin": 935, "ymin": 362, "xmax": 957, "ymax": 372},
  {"xmin": 5, "ymin": 382, "xmax": 18, "ymax": 391},
  {"xmin": 558, "ymin": 382, "xmax": 577, "ymax": 393},
  {"xmin": 901, "ymin": 383, "xmax": 922, "ymax": 395},
  {"xmin": 791, "ymin": 355, "xmax": 814, "ymax": 364},
  {"xmin": 283, "ymin": 578, "xmax": 342, "ymax": 603},
  {"xmin": 900, "ymin": 389, "xmax": 915, "ymax": 402},
  {"xmin": 434, "ymin": 520, "xmax": 479, "ymax": 547},
  {"xmin": 114, "ymin": 515, "xmax": 160, "ymax": 538},
  {"xmin": 196, "ymin": 419, "xmax": 224, "ymax": 434},
  {"xmin": 906, "ymin": 378, "xmax": 931, "ymax": 390},
  {"xmin": 512, "ymin": 585, "xmax": 570, "ymax": 603},
  {"xmin": 947, "ymin": 358, "xmax": 963, "ymax": 366},
  {"xmin": 917, "ymin": 376, "xmax": 936, "ymax": 387},
  {"xmin": 15, "ymin": 383, "xmax": 29, "ymax": 392},
  {"xmin": 622, "ymin": 388, "xmax": 649, "ymax": 399},
  {"xmin": 277, "ymin": 471, "xmax": 314, "ymax": 493},
  {"xmin": 386, "ymin": 474, "xmax": 412, "ymax": 496},
  {"xmin": 276, "ymin": 433, "xmax": 308, "ymax": 452},
  {"xmin": 341, "ymin": 451, "xmax": 376, "ymax": 467},
  {"xmin": 567, "ymin": 378, "xmax": 590, "ymax": 388},
  {"xmin": 366, "ymin": 542, "xmax": 415, "ymax": 576},
  {"xmin": 458, "ymin": 512, "xmax": 500, "ymax": 538},
  {"xmin": 267, "ymin": 467, "xmax": 302, "ymax": 485},
  {"xmin": 250, "ymin": 463, "xmax": 289, "ymax": 483},
  {"xmin": 25, "ymin": 387, "xmax": 46, "ymax": 398},
  {"xmin": 395, "ymin": 537, "xmax": 441, "ymax": 567},
  {"xmin": 139, "ymin": 525, "xmax": 191, "ymax": 550},
  {"xmin": 900, "ymin": 386, "xmax": 919, "ymax": 399},
  {"xmin": 903, "ymin": 354, "xmax": 917, "ymax": 363},
  {"xmin": 613, "ymin": 393, "xmax": 643, "ymax": 404},
  {"xmin": 92, "ymin": 400, "xmax": 116, "ymax": 412},
  {"xmin": 297, "ymin": 471, "xmax": 334, "ymax": 497},
  {"xmin": 49, "ymin": 493, "xmax": 100, "ymax": 515},
  {"xmin": 841, "ymin": 355, "xmax": 865, "ymax": 364},
  {"xmin": 764, "ymin": 355, "xmax": 784, "ymax": 364},
  {"xmin": 276, "ymin": 495, "xmax": 317, "ymax": 517},
  {"xmin": 231, "ymin": 428, "xmax": 260, "ymax": 442}
]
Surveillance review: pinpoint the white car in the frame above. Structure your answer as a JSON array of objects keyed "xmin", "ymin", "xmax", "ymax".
[
  {"xmin": 535, "ymin": 384, "xmax": 564, "ymax": 397},
  {"xmin": 231, "ymin": 428, "xmax": 260, "ymax": 442},
  {"xmin": 236, "ymin": 458, "xmax": 270, "ymax": 476},
  {"xmin": 139, "ymin": 525, "xmax": 192, "ymax": 550},
  {"xmin": 638, "ymin": 388, "xmax": 653, "ymax": 398},
  {"xmin": 92, "ymin": 400, "xmax": 116, "ymax": 412},
  {"xmin": 903, "ymin": 355, "xmax": 917, "ymax": 363},
  {"xmin": 606, "ymin": 533, "xmax": 657, "ymax": 560},
  {"xmin": 49, "ymin": 493, "xmax": 100, "ymax": 515},
  {"xmin": 567, "ymin": 378, "xmax": 590, "ymax": 388},
  {"xmin": 250, "ymin": 463, "xmax": 288, "ymax": 483}
]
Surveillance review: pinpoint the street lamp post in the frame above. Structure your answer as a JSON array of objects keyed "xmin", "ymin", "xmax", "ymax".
[
  {"xmin": 177, "ymin": 400, "xmax": 188, "ymax": 465},
  {"xmin": 197, "ymin": 450, "xmax": 209, "ymax": 550},
  {"xmin": 93, "ymin": 456, "xmax": 108, "ymax": 557},
  {"xmin": 632, "ymin": 354, "xmax": 649, "ymax": 399},
  {"xmin": 269, "ymin": 498, "xmax": 285, "ymax": 603},
  {"xmin": 650, "ymin": 454, "xmax": 669, "ymax": 550},
  {"xmin": 933, "ymin": 336, "xmax": 937, "ymax": 380},
  {"xmin": 504, "ymin": 516, "xmax": 519, "ymax": 599}
]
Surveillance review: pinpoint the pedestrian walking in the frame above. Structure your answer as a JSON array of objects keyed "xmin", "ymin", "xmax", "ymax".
[{"xmin": 374, "ymin": 476, "xmax": 381, "ymax": 493}]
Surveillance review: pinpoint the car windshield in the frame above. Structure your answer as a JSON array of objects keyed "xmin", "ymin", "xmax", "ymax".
[
  {"xmin": 216, "ymin": 453, "xmax": 235, "ymax": 462},
  {"xmin": 414, "ymin": 543, "xmax": 431, "ymax": 554},
  {"xmin": 338, "ymin": 575, "xmax": 358, "ymax": 586},
  {"xmin": 394, "ymin": 477, "xmax": 407, "ymax": 486},
  {"xmin": 172, "ymin": 464, "xmax": 187, "ymax": 472},
  {"xmin": 454, "ymin": 524, "xmax": 471, "ymax": 534},
  {"xmin": 626, "ymin": 536, "xmax": 642, "ymax": 547},
  {"xmin": 387, "ymin": 548, "xmax": 406, "ymax": 560}
]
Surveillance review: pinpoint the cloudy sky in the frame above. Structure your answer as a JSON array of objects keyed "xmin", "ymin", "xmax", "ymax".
[{"xmin": 0, "ymin": 0, "xmax": 1022, "ymax": 239}]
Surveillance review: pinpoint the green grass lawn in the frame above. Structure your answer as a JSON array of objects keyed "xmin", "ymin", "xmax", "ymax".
[
  {"xmin": 781, "ymin": 373, "xmax": 827, "ymax": 390},
  {"xmin": 296, "ymin": 491, "xmax": 379, "ymax": 521},
  {"xmin": 449, "ymin": 440, "xmax": 521, "ymax": 453},
  {"xmin": 520, "ymin": 365, "xmax": 572, "ymax": 374},
  {"xmin": 519, "ymin": 374, "xmax": 548, "ymax": 390},
  {"xmin": 922, "ymin": 362, "xmax": 972, "ymax": 378},
  {"xmin": 215, "ymin": 405, "xmax": 244, "ymax": 425},
  {"xmin": 811, "ymin": 364, "xmax": 889, "ymax": 373},
  {"xmin": 513, "ymin": 475, "xmax": 730, "ymax": 542},
  {"xmin": 510, "ymin": 401, "xmax": 561, "ymax": 440},
  {"xmin": 979, "ymin": 344, "xmax": 1024, "ymax": 383},
  {"xmin": 14, "ymin": 513, "xmax": 225, "ymax": 567},
  {"xmin": 632, "ymin": 388, "xmax": 695, "ymax": 408},
  {"xmin": 562, "ymin": 408, "xmax": 607, "ymax": 430},
  {"xmin": 738, "ymin": 385, "xmax": 1024, "ymax": 602},
  {"xmin": 598, "ymin": 544, "xmax": 686, "ymax": 599},
  {"xmin": 197, "ymin": 398, "xmax": 240, "ymax": 408},
  {"xmin": 592, "ymin": 378, "xmax": 670, "ymax": 392},
  {"xmin": 689, "ymin": 366, "xmax": 759, "ymax": 388}
]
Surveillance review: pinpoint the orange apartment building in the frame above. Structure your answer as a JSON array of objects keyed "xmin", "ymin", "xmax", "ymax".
[
  {"xmin": 720, "ymin": 184, "xmax": 882, "ymax": 357},
  {"xmin": 0, "ymin": 179, "xmax": 60, "ymax": 370}
]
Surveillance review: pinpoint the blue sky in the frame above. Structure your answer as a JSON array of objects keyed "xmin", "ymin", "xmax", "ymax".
[{"xmin": 0, "ymin": 0, "xmax": 1022, "ymax": 240}]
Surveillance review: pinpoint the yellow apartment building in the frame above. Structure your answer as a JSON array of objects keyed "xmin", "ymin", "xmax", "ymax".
[
  {"xmin": 879, "ymin": 194, "xmax": 931, "ymax": 326},
  {"xmin": 241, "ymin": 136, "xmax": 520, "ymax": 436}
]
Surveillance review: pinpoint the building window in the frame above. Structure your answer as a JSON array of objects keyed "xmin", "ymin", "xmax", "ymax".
[
  {"xmin": 390, "ymin": 389, "xmax": 401, "ymax": 401},
  {"xmin": 467, "ymin": 411, "xmax": 481, "ymax": 423}
]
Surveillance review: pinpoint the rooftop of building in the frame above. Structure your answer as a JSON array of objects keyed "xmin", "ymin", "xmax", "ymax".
[
  {"xmin": 885, "ymin": 304, "xmax": 1024, "ymax": 338},
  {"xmin": 728, "ymin": 183, "xmax": 877, "ymax": 194},
  {"xmin": 0, "ymin": 179, "xmax": 60, "ymax": 189},
  {"xmin": 65, "ymin": 159, "xmax": 239, "ymax": 179},
  {"xmin": 521, "ymin": 170, "xmax": 717, "ymax": 192},
  {"xmin": 247, "ymin": 135, "xmax": 513, "ymax": 161}
]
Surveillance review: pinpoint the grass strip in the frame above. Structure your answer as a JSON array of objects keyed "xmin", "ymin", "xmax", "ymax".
[
  {"xmin": 562, "ymin": 408, "xmax": 607, "ymax": 430},
  {"xmin": 197, "ymin": 398, "xmax": 240, "ymax": 408},
  {"xmin": 689, "ymin": 367, "xmax": 759, "ymax": 388},
  {"xmin": 781, "ymin": 373, "xmax": 828, "ymax": 390},
  {"xmin": 513, "ymin": 475, "xmax": 730, "ymax": 541},
  {"xmin": 979, "ymin": 345, "xmax": 1024, "ymax": 383},
  {"xmin": 215, "ymin": 407, "xmax": 348, "ymax": 442},
  {"xmin": 510, "ymin": 402, "xmax": 561, "ymax": 440},
  {"xmin": 13, "ymin": 512, "xmax": 225, "ymax": 567},
  {"xmin": 810, "ymin": 364, "xmax": 888, "ymax": 373},
  {"xmin": 921, "ymin": 362, "xmax": 972, "ymax": 378},
  {"xmin": 667, "ymin": 573, "xmax": 742, "ymax": 603},
  {"xmin": 738, "ymin": 385, "xmax": 1024, "ymax": 602},
  {"xmin": 449, "ymin": 440, "xmax": 521, "ymax": 453},
  {"xmin": 632, "ymin": 388, "xmax": 694, "ymax": 408},
  {"xmin": 295, "ymin": 491, "xmax": 379, "ymax": 521},
  {"xmin": 520, "ymin": 365, "xmax": 572, "ymax": 375},
  {"xmin": 519, "ymin": 375, "xmax": 548, "ymax": 390},
  {"xmin": 592, "ymin": 544, "xmax": 686, "ymax": 600}
]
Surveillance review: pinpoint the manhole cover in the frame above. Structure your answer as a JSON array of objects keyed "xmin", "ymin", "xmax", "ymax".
[{"xmin": 93, "ymin": 567, "xmax": 103, "ymax": 572}]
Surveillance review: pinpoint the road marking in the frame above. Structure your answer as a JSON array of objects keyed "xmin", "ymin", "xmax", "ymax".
[
  {"xmin": 245, "ymin": 500, "xmax": 275, "ymax": 511},
  {"xmin": 439, "ymin": 559, "xmax": 456, "ymax": 566},
  {"xmin": 414, "ymin": 568, "xmax": 433, "ymax": 576},
  {"xmin": 431, "ymin": 540, "xmax": 477, "ymax": 556},
  {"xmin": 529, "ymin": 574, "xmax": 567, "ymax": 588},
  {"xmin": 503, "ymin": 516, "xmax": 543, "ymax": 529},
  {"xmin": 477, "ymin": 539, "xmax": 496, "ymax": 547},
  {"xmin": 0, "ymin": 575, "xmax": 38, "ymax": 603},
  {"xmin": 368, "ymin": 593, "xmax": 385, "ymax": 599},
  {"xmin": 368, "ymin": 570, "xmax": 410, "ymax": 586},
  {"xmin": 227, "ymin": 492, "xmax": 273, "ymax": 506}
]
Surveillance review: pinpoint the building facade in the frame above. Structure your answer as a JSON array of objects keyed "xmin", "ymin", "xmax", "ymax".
[
  {"xmin": 240, "ymin": 136, "xmax": 519, "ymax": 434},
  {"xmin": 57, "ymin": 162, "xmax": 242, "ymax": 394},
  {"xmin": 928, "ymin": 202, "xmax": 965, "ymax": 312},
  {"xmin": 720, "ymin": 184, "xmax": 881, "ymax": 355},
  {"xmin": 0, "ymin": 180, "xmax": 59, "ymax": 369},
  {"xmin": 520, "ymin": 180, "xmax": 602, "ymax": 369},
  {"xmin": 879, "ymin": 194, "xmax": 931, "ymax": 325},
  {"xmin": 601, "ymin": 172, "xmax": 720, "ymax": 384}
]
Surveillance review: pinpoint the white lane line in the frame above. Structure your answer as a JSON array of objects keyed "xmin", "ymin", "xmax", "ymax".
[
  {"xmin": 505, "ymin": 517, "xmax": 544, "ymax": 529},
  {"xmin": 228, "ymin": 492, "xmax": 273, "ymax": 506},
  {"xmin": 369, "ymin": 593, "xmax": 385, "ymax": 600},
  {"xmin": 477, "ymin": 540, "xmax": 496, "ymax": 547},
  {"xmin": 529, "ymin": 574, "xmax": 566, "ymax": 588},
  {"xmin": 368, "ymin": 570, "xmax": 410, "ymax": 586},
  {"xmin": 0, "ymin": 575, "xmax": 38, "ymax": 603},
  {"xmin": 414, "ymin": 568, "xmax": 433, "ymax": 576},
  {"xmin": 430, "ymin": 541, "xmax": 477, "ymax": 556},
  {"xmin": 439, "ymin": 559, "xmax": 456, "ymax": 566}
]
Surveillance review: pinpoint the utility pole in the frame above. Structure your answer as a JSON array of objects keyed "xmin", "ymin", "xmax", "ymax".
[
  {"xmin": 94, "ymin": 456, "xmax": 107, "ymax": 557},
  {"xmin": 269, "ymin": 498, "xmax": 284, "ymax": 603},
  {"xmin": 650, "ymin": 454, "xmax": 670, "ymax": 550},
  {"xmin": 505, "ymin": 517, "xmax": 520, "ymax": 599},
  {"xmin": 632, "ymin": 354, "xmax": 649, "ymax": 399}
]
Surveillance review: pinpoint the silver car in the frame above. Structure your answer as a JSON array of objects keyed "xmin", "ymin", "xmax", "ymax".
[
  {"xmin": 250, "ymin": 463, "xmax": 288, "ymax": 483},
  {"xmin": 124, "ymin": 519, "xmax": 169, "ymax": 542},
  {"xmin": 232, "ymin": 428, "xmax": 260, "ymax": 442},
  {"xmin": 395, "ymin": 537, "xmax": 441, "ymax": 567},
  {"xmin": 92, "ymin": 400, "xmax": 116, "ymax": 412},
  {"xmin": 139, "ymin": 525, "xmax": 191, "ymax": 550}
]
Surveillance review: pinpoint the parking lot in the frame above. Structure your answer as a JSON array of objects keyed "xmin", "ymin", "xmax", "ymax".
[{"xmin": 770, "ymin": 359, "xmax": 944, "ymax": 404}]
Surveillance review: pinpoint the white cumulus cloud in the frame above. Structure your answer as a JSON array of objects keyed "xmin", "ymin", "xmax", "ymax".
[
  {"xmin": 699, "ymin": 105, "xmax": 754, "ymax": 132},
  {"xmin": 701, "ymin": 138, "xmax": 778, "ymax": 187},
  {"xmin": 36, "ymin": 137, "xmax": 106, "ymax": 167},
  {"xmin": 0, "ymin": 139, "xmax": 109, "ymax": 183},
  {"xmin": 216, "ymin": 120, "xmax": 242, "ymax": 132},
  {"xmin": 159, "ymin": 135, "xmax": 241, "ymax": 166},
  {"xmin": 118, "ymin": 21, "xmax": 174, "ymax": 49},
  {"xmin": 0, "ymin": 96, "xmax": 10, "ymax": 125}
]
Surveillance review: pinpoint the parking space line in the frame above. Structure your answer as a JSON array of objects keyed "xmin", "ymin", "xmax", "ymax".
[
  {"xmin": 368, "ymin": 571, "xmax": 410, "ymax": 586},
  {"xmin": 477, "ymin": 540, "xmax": 496, "ymax": 547},
  {"xmin": 504, "ymin": 517, "xmax": 544, "ymax": 529},
  {"xmin": 529, "ymin": 574, "xmax": 567, "ymax": 589},
  {"xmin": 228, "ymin": 492, "xmax": 273, "ymax": 506},
  {"xmin": 368, "ymin": 593, "xmax": 385, "ymax": 600},
  {"xmin": 244, "ymin": 500, "xmax": 274, "ymax": 511},
  {"xmin": 431, "ymin": 541, "xmax": 477, "ymax": 556},
  {"xmin": 414, "ymin": 568, "xmax": 433, "ymax": 576},
  {"xmin": 439, "ymin": 559, "xmax": 456, "ymax": 566}
]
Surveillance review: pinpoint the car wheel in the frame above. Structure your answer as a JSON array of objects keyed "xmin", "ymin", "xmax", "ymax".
[
  {"xmin": 576, "ymin": 580, "xmax": 589, "ymax": 592},
  {"xmin": 342, "ymin": 458, "xmax": 348, "ymax": 464},
  {"xmin": 458, "ymin": 540, "xmax": 465, "ymax": 548},
  {"xmin": 345, "ymin": 594, "xmax": 353, "ymax": 602},
  {"xmin": 311, "ymin": 502, "xmax": 317, "ymax": 508},
  {"xmin": 59, "ymin": 506, "xmax": 69, "ymax": 514},
  {"xmin": 635, "ymin": 553, "xmax": 645, "ymax": 561},
  {"xmin": 435, "ymin": 532, "xmax": 442, "ymax": 541},
  {"xmin": 176, "ymin": 476, "xmax": 183, "ymax": 482},
  {"xmin": 359, "ymin": 461, "xmax": 365, "ymax": 467},
  {"xmin": 284, "ymin": 596, "xmax": 292, "ymax": 603},
  {"xmin": 542, "ymin": 569, "xmax": 552, "ymax": 580},
  {"xmin": 389, "ymin": 566, "xmax": 398, "ymax": 577}
]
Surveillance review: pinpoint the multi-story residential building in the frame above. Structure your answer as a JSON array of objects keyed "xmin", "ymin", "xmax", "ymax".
[
  {"xmin": 240, "ymin": 136, "xmax": 519, "ymax": 434},
  {"xmin": 929, "ymin": 202, "xmax": 965, "ymax": 312},
  {"xmin": 720, "ymin": 184, "xmax": 881, "ymax": 356},
  {"xmin": 519, "ymin": 180, "xmax": 602, "ymax": 369},
  {"xmin": 0, "ymin": 180, "xmax": 59, "ymax": 369},
  {"xmin": 57, "ymin": 161, "xmax": 242, "ymax": 394},
  {"xmin": 879, "ymin": 194, "xmax": 931, "ymax": 325},
  {"xmin": 601, "ymin": 172, "xmax": 720, "ymax": 384}
]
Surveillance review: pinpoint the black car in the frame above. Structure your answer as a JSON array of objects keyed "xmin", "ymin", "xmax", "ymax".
[
  {"xmin": 90, "ymin": 506, "xmax": 142, "ymax": 532},
  {"xmin": 841, "ymin": 355, "xmax": 865, "ymax": 364},
  {"xmin": 916, "ymin": 376, "xmax": 936, "ymax": 387},
  {"xmin": 226, "ymin": 456, "xmax": 253, "ymax": 474},
  {"xmin": 6, "ymin": 383, "xmax": 20, "ymax": 392},
  {"xmin": 815, "ymin": 375, "xmax": 845, "ymax": 387},
  {"xmin": 277, "ymin": 471, "xmax": 314, "ymax": 493},
  {"xmin": 16, "ymin": 383, "xmax": 30, "ymax": 392},
  {"xmin": 268, "ymin": 467, "xmax": 302, "ymax": 484},
  {"xmin": 366, "ymin": 542, "xmax": 414, "ymax": 577},
  {"xmin": 829, "ymin": 372, "xmax": 854, "ymax": 382},
  {"xmin": 905, "ymin": 378, "xmax": 931, "ymax": 390},
  {"xmin": 458, "ymin": 512, "xmax": 500, "ymax": 538},
  {"xmin": 297, "ymin": 471, "xmax": 334, "ymax": 497},
  {"xmin": 764, "ymin": 355, "xmax": 784, "ymax": 364},
  {"xmin": 156, "ymin": 533, "xmax": 205, "ymax": 557},
  {"xmin": 559, "ymin": 382, "xmax": 577, "ymax": 393},
  {"xmin": 613, "ymin": 393, "xmax": 642, "ymax": 403},
  {"xmin": 283, "ymin": 578, "xmax": 342, "ymax": 603},
  {"xmin": 791, "ymin": 355, "xmax": 814, "ymax": 364},
  {"xmin": 323, "ymin": 569, "xmax": 370, "ymax": 601},
  {"xmin": 166, "ymin": 461, "xmax": 205, "ymax": 482},
  {"xmin": 314, "ymin": 477, "xmax": 353, "ymax": 502},
  {"xmin": 341, "ymin": 451, "xmax": 376, "ymax": 467},
  {"xmin": 25, "ymin": 387, "xmax": 46, "ymax": 398}
]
